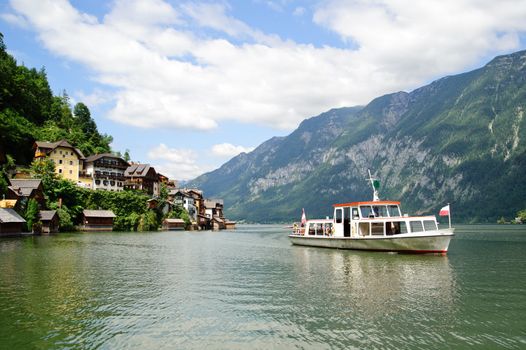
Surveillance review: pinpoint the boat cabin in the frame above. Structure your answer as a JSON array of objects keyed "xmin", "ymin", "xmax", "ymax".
[{"xmin": 331, "ymin": 200, "xmax": 438, "ymax": 238}]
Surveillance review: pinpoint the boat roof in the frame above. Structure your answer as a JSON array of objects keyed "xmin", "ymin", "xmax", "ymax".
[{"xmin": 333, "ymin": 200, "xmax": 401, "ymax": 207}]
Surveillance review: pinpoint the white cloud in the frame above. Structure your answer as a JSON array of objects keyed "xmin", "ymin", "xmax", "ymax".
[
  {"xmin": 211, "ymin": 143, "xmax": 255, "ymax": 157},
  {"xmin": 147, "ymin": 143, "xmax": 210, "ymax": 180},
  {"xmin": 0, "ymin": 12, "xmax": 29, "ymax": 28},
  {"xmin": 292, "ymin": 7, "xmax": 306, "ymax": 17},
  {"xmin": 75, "ymin": 89, "xmax": 115, "ymax": 107},
  {"xmin": 313, "ymin": 0, "xmax": 526, "ymax": 78},
  {"xmin": 7, "ymin": 0, "xmax": 526, "ymax": 134}
]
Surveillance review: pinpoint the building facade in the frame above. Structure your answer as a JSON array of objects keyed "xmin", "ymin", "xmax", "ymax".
[
  {"xmin": 83, "ymin": 153, "xmax": 129, "ymax": 191},
  {"xmin": 33, "ymin": 140, "xmax": 85, "ymax": 182},
  {"xmin": 124, "ymin": 164, "xmax": 159, "ymax": 196}
]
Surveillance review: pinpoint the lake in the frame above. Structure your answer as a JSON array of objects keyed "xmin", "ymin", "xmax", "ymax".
[{"xmin": 1, "ymin": 225, "xmax": 525, "ymax": 349}]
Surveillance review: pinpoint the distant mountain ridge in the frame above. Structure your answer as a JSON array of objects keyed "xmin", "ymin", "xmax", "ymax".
[{"xmin": 189, "ymin": 50, "xmax": 526, "ymax": 223}]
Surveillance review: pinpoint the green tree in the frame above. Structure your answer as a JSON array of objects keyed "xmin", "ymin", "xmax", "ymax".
[
  {"xmin": 30, "ymin": 157, "xmax": 57, "ymax": 200},
  {"xmin": 24, "ymin": 198, "xmax": 39, "ymax": 232},
  {"xmin": 0, "ymin": 154, "xmax": 15, "ymax": 196},
  {"xmin": 123, "ymin": 149, "xmax": 131, "ymax": 162},
  {"xmin": 166, "ymin": 205, "xmax": 192, "ymax": 227},
  {"xmin": 138, "ymin": 210, "xmax": 158, "ymax": 231}
]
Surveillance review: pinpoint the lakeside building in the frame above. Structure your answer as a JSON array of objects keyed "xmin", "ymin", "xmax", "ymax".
[
  {"xmin": 39, "ymin": 210, "xmax": 59, "ymax": 234},
  {"xmin": 170, "ymin": 189, "xmax": 197, "ymax": 221},
  {"xmin": 124, "ymin": 163, "xmax": 160, "ymax": 196},
  {"xmin": 33, "ymin": 140, "xmax": 85, "ymax": 182},
  {"xmin": 162, "ymin": 218, "xmax": 186, "ymax": 231},
  {"xmin": 7, "ymin": 179, "xmax": 45, "ymax": 207},
  {"xmin": 82, "ymin": 153, "xmax": 129, "ymax": 191},
  {"xmin": 80, "ymin": 210, "xmax": 116, "ymax": 232},
  {"xmin": 0, "ymin": 208, "xmax": 26, "ymax": 237}
]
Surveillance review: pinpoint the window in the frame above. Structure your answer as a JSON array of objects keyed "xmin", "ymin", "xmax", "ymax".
[
  {"xmin": 103, "ymin": 180, "xmax": 108, "ymax": 186},
  {"xmin": 70, "ymin": 161, "xmax": 73, "ymax": 165},
  {"xmin": 387, "ymin": 221, "xmax": 407, "ymax": 235},
  {"xmin": 308, "ymin": 223, "xmax": 315, "ymax": 235},
  {"xmin": 388, "ymin": 205, "xmax": 401, "ymax": 217},
  {"xmin": 58, "ymin": 169, "xmax": 62, "ymax": 173},
  {"xmin": 424, "ymin": 220, "xmax": 437, "ymax": 231},
  {"xmin": 95, "ymin": 180, "xmax": 101, "ymax": 185},
  {"xmin": 69, "ymin": 170, "xmax": 72, "ymax": 174},
  {"xmin": 410, "ymin": 221, "xmax": 424, "ymax": 232},
  {"xmin": 335, "ymin": 209, "xmax": 342, "ymax": 223},
  {"xmin": 59, "ymin": 159, "xmax": 63, "ymax": 164},
  {"xmin": 110, "ymin": 181, "xmax": 115, "ymax": 186},
  {"xmin": 372, "ymin": 205, "xmax": 388, "ymax": 217},
  {"xmin": 371, "ymin": 222, "xmax": 384, "ymax": 235},
  {"xmin": 315, "ymin": 223, "xmax": 323, "ymax": 235},
  {"xmin": 360, "ymin": 206, "xmax": 373, "ymax": 218},
  {"xmin": 59, "ymin": 150, "xmax": 62, "ymax": 154}
]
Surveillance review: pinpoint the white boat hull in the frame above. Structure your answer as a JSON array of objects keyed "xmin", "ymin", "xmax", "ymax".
[{"xmin": 288, "ymin": 229, "xmax": 454, "ymax": 254}]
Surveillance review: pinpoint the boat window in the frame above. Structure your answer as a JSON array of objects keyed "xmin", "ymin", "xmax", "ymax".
[
  {"xmin": 335, "ymin": 209, "xmax": 342, "ymax": 223},
  {"xmin": 372, "ymin": 205, "xmax": 388, "ymax": 217},
  {"xmin": 359, "ymin": 222, "xmax": 370, "ymax": 236},
  {"xmin": 386, "ymin": 222, "xmax": 400, "ymax": 235},
  {"xmin": 388, "ymin": 205, "xmax": 401, "ymax": 217},
  {"xmin": 424, "ymin": 220, "xmax": 437, "ymax": 231},
  {"xmin": 352, "ymin": 207, "xmax": 359, "ymax": 219},
  {"xmin": 360, "ymin": 206, "xmax": 373, "ymax": 218},
  {"xmin": 410, "ymin": 221, "xmax": 424, "ymax": 233},
  {"xmin": 399, "ymin": 221, "xmax": 408, "ymax": 234},
  {"xmin": 308, "ymin": 223, "xmax": 315, "ymax": 235},
  {"xmin": 371, "ymin": 222, "xmax": 384, "ymax": 235},
  {"xmin": 316, "ymin": 223, "xmax": 324, "ymax": 235}
]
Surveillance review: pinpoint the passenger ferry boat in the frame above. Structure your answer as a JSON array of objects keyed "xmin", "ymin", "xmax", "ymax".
[{"xmin": 289, "ymin": 171, "xmax": 454, "ymax": 254}]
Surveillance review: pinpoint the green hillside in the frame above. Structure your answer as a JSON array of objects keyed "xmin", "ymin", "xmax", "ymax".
[
  {"xmin": 0, "ymin": 33, "xmax": 113, "ymax": 166},
  {"xmin": 190, "ymin": 50, "xmax": 526, "ymax": 223}
]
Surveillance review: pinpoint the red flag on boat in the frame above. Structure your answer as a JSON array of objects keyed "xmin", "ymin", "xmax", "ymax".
[
  {"xmin": 301, "ymin": 208, "xmax": 307, "ymax": 226},
  {"xmin": 439, "ymin": 204, "xmax": 450, "ymax": 216}
]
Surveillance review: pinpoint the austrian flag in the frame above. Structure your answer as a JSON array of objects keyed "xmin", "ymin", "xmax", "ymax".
[{"xmin": 439, "ymin": 204, "xmax": 450, "ymax": 217}]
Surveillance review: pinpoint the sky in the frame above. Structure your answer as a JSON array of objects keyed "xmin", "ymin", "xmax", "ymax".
[{"xmin": 2, "ymin": 0, "xmax": 526, "ymax": 181}]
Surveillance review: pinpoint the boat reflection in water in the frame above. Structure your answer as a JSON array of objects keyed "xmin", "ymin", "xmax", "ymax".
[{"xmin": 289, "ymin": 246, "xmax": 456, "ymax": 322}]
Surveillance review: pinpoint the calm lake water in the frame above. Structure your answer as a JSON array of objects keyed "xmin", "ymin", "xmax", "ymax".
[{"xmin": 1, "ymin": 225, "xmax": 525, "ymax": 349}]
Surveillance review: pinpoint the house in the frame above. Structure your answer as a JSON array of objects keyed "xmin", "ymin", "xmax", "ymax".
[
  {"xmin": 225, "ymin": 221, "xmax": 237, "ymax": 230},
  {"xmin": 7, "ymin": 179, "xmax": 45, "ymax": 206},
  {"xmin": 204, "ymin": 199, "xmax": 224, "ymax": 220},
  {"xmin": 82, "ymin": 153, "xmax": 129, "ymax": 191},
  {"xmin": 39, "ymin": 210, "xmax": 59, "ymax": 235},
  {"xmin": 80, "ymin": 210, "xmax": 116, "ymax": 232},
  {"xmin": 33, "ymin": 140, "xmax": 85, "ymax": 182},
  {"xmin": 169, "ymin": 189, "xmax": 197, "ymax": 221},
  {"xmin": 0, "ymin": 208, "xmax": 26, "ymax": 237},
  {"xmin": 124, "ymin": 164, "xmax": 159, "ymax": 196},
  {"xmin": 162, "ymin": 218, "xmax": 186, "ymax": 231}
]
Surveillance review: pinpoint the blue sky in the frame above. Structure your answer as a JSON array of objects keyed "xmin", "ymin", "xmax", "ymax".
[{"xmin": 2, "ymin": 0, "xmax": 526, "ymax": 181}]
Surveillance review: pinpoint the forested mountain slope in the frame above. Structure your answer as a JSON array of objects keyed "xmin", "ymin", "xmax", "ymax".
[{"xmin": 190, "ymin": 50, "xmax": 526, "ymax": 223}]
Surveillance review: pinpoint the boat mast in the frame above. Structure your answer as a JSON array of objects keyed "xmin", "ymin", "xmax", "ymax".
[{"xmin": 367, "ymin": 169, "xmax": 380, "ymax": 202}]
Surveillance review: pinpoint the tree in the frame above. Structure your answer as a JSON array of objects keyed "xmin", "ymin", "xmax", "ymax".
[
  {"xmin": 24, "ymin": 198, "xmax": 39, "ymax": 232},
  {"xmin": 0, "ymin": 154, "xmax": 15, "ymax": 196},
  {"xmin": 123, "ymin": 149, "xmax": 131, "ymax": 162},
  {"xmin": 30, "ymin": 157, "xmax": 57, "ymax": 200},
  {"xmin": 73, "ymin": 102, "xmax": 97, "ymax": 136}
]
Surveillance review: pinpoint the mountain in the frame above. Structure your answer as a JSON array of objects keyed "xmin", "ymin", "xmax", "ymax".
[{"xmin": 190, "ymin": 50, "xmax": 526, "ymax": 223}]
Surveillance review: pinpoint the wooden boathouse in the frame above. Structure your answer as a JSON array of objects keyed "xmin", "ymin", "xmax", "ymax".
[
  {"xmin": 0, "ymin": 208, "xmax": 26, "ymax": 237},
  {"xmin": 81, "ymin": 210, "xmax": 116, "ymax": 232}
]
